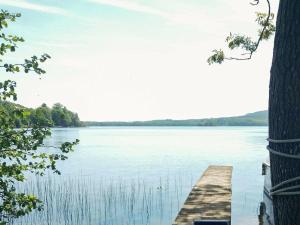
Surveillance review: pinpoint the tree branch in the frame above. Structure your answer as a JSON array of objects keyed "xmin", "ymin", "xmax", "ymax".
[
  {"xmin": 227, "ymin": 0, "xmax": 271, "ymax": 61},
  {"xmin": 207, "ymin": 0, "xmax": 274, "ymax": 65}
]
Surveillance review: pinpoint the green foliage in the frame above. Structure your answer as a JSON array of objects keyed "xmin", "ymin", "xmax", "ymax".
[
  {"xmin": 256, "ymin": 12, "xmax": 275, "ymax": 40},
  {"xmin": 207, "ymin": 49, "xmax": 224, "ymax": 65},
  {"xmin": 0, "ymin": 101, "xmax": 82, "ymax": 128},
  {"xmin": 0, "ymin": 10, "xmax": 79, "ymax": 224},
  {"xmin": 30, "ymin": 104, "xmax": 52, "ymax": 127},
  {"xmin": 0, "ymin": 11, "xmax": 23, "ymax": 60},
  {"xmin": 0, "ymin": 10, "xmax": 50, "ymax": 74},
  {"xmin": 85, "ymin": 110, "xmax": 268, "ymax": 126},
  {"xmin": 226, "ymin": 33, "xmax": 257, "ymax": 52},
  {"xmin": 207, "ymin": 7, "xmax": 276, "ymax": 64},
  {"xmin": 0, "ymin": 80, "xmax": 16, "ymax": 101},
  {"xmin": 51, "ymin": 103, "xmax": 71, "ymax": 127}
]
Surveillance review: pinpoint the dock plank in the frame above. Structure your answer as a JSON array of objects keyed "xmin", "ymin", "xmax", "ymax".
[{"xmin": 173, "ymin": 165, "xmax": 232, "ymax": 225}]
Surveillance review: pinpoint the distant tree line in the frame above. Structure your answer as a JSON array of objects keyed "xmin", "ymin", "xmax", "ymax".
[
  {"xmin": 85, "ymin": 111, "xmax": 268, "ymax": 127},
  {"xmin": 0, "ymin": 101, "xmax": 82, "ymax": 127}
]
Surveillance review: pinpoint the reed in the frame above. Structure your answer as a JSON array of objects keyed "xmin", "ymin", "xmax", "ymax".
[{"xmin": 13, "ymin": 174, "xmax": 194, "ymax": 225}]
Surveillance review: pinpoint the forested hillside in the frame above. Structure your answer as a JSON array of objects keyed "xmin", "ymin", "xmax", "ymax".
[
  {"xmin": 85, "ymin": 111, "xmax": 268, "ymax": 126},
  {"xmin": 0, "ymin": 101, "xmax": 82, "ymax": 127}
]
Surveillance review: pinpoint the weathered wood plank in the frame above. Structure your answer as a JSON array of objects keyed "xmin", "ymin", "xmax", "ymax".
[{"xmin": 173, "ymin": 165, "xmax": 232, "ymax": 225}]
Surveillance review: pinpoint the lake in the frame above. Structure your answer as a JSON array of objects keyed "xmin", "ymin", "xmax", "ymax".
[{"xmin": 16, "ymin": 126, "xmax": 268, "ymax": 225}]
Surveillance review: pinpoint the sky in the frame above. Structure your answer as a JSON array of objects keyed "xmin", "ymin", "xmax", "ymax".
[{"xmin": 0, "ymin": 0, "xmax": 279, "ymax": 121}]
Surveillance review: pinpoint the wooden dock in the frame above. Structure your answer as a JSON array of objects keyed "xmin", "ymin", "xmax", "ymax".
[{"xmin": 173, "ymin": 165, "xmax": 233, "ymax": 225}]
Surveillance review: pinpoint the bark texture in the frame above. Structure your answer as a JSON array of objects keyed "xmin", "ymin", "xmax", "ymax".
[{"xmin": 269, "ymin": 0, "xmax": 300, "ymax": 224}]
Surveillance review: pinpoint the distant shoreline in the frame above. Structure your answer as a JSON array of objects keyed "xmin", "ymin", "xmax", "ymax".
[
  {"xmin": 83, "ymin": 125, "xmax": 268, "ymax": 127},
  {"xmin": 83, "ymin": 110, "xmax": 268, "ymax": 127}
]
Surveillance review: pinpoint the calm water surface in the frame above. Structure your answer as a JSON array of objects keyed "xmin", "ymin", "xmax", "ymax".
[{"xmin": 17, "ymin": 126, "xmax": 268, "ymax": 225}]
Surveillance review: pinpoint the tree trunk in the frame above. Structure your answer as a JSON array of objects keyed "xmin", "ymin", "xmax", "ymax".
[{"xmin": 269, "ymin": 1, "xmax": 300, "ymax": 224}]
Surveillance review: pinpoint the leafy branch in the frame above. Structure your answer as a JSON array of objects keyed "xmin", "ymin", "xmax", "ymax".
[
  {"xmin": 207, "ymin": 0, "xmax": 275, "ymax": 65},
  {"xmin": 0, "ymin": 10, "xmax": 79, "ymax": 224},
  {"xmin": 0, "ymin": 10, "xmax": 50, "ymax": 75}
]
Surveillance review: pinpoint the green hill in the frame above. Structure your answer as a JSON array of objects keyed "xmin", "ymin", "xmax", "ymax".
[{"xmin": 84, "ymin": 110, "xmax": 268, "ymax": 126}]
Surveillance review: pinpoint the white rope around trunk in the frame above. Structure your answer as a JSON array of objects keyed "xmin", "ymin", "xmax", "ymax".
[
  {"xmin": 266, "ymin": 138, "xmax": 300, "ymax": 196},
  {"xmin": 267, "ymin": 138, "xmax": 300, "ymax": 143}
]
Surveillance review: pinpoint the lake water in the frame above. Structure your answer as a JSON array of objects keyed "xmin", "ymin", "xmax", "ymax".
[{"xmin": 16, "ymin": 126, "xmax": 268, "ymax": 225}]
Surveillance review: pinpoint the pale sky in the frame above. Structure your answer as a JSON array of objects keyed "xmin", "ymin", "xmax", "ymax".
[{"xmin": 1, "ymin": 0, "xmax": 279, "ymax": 121}]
